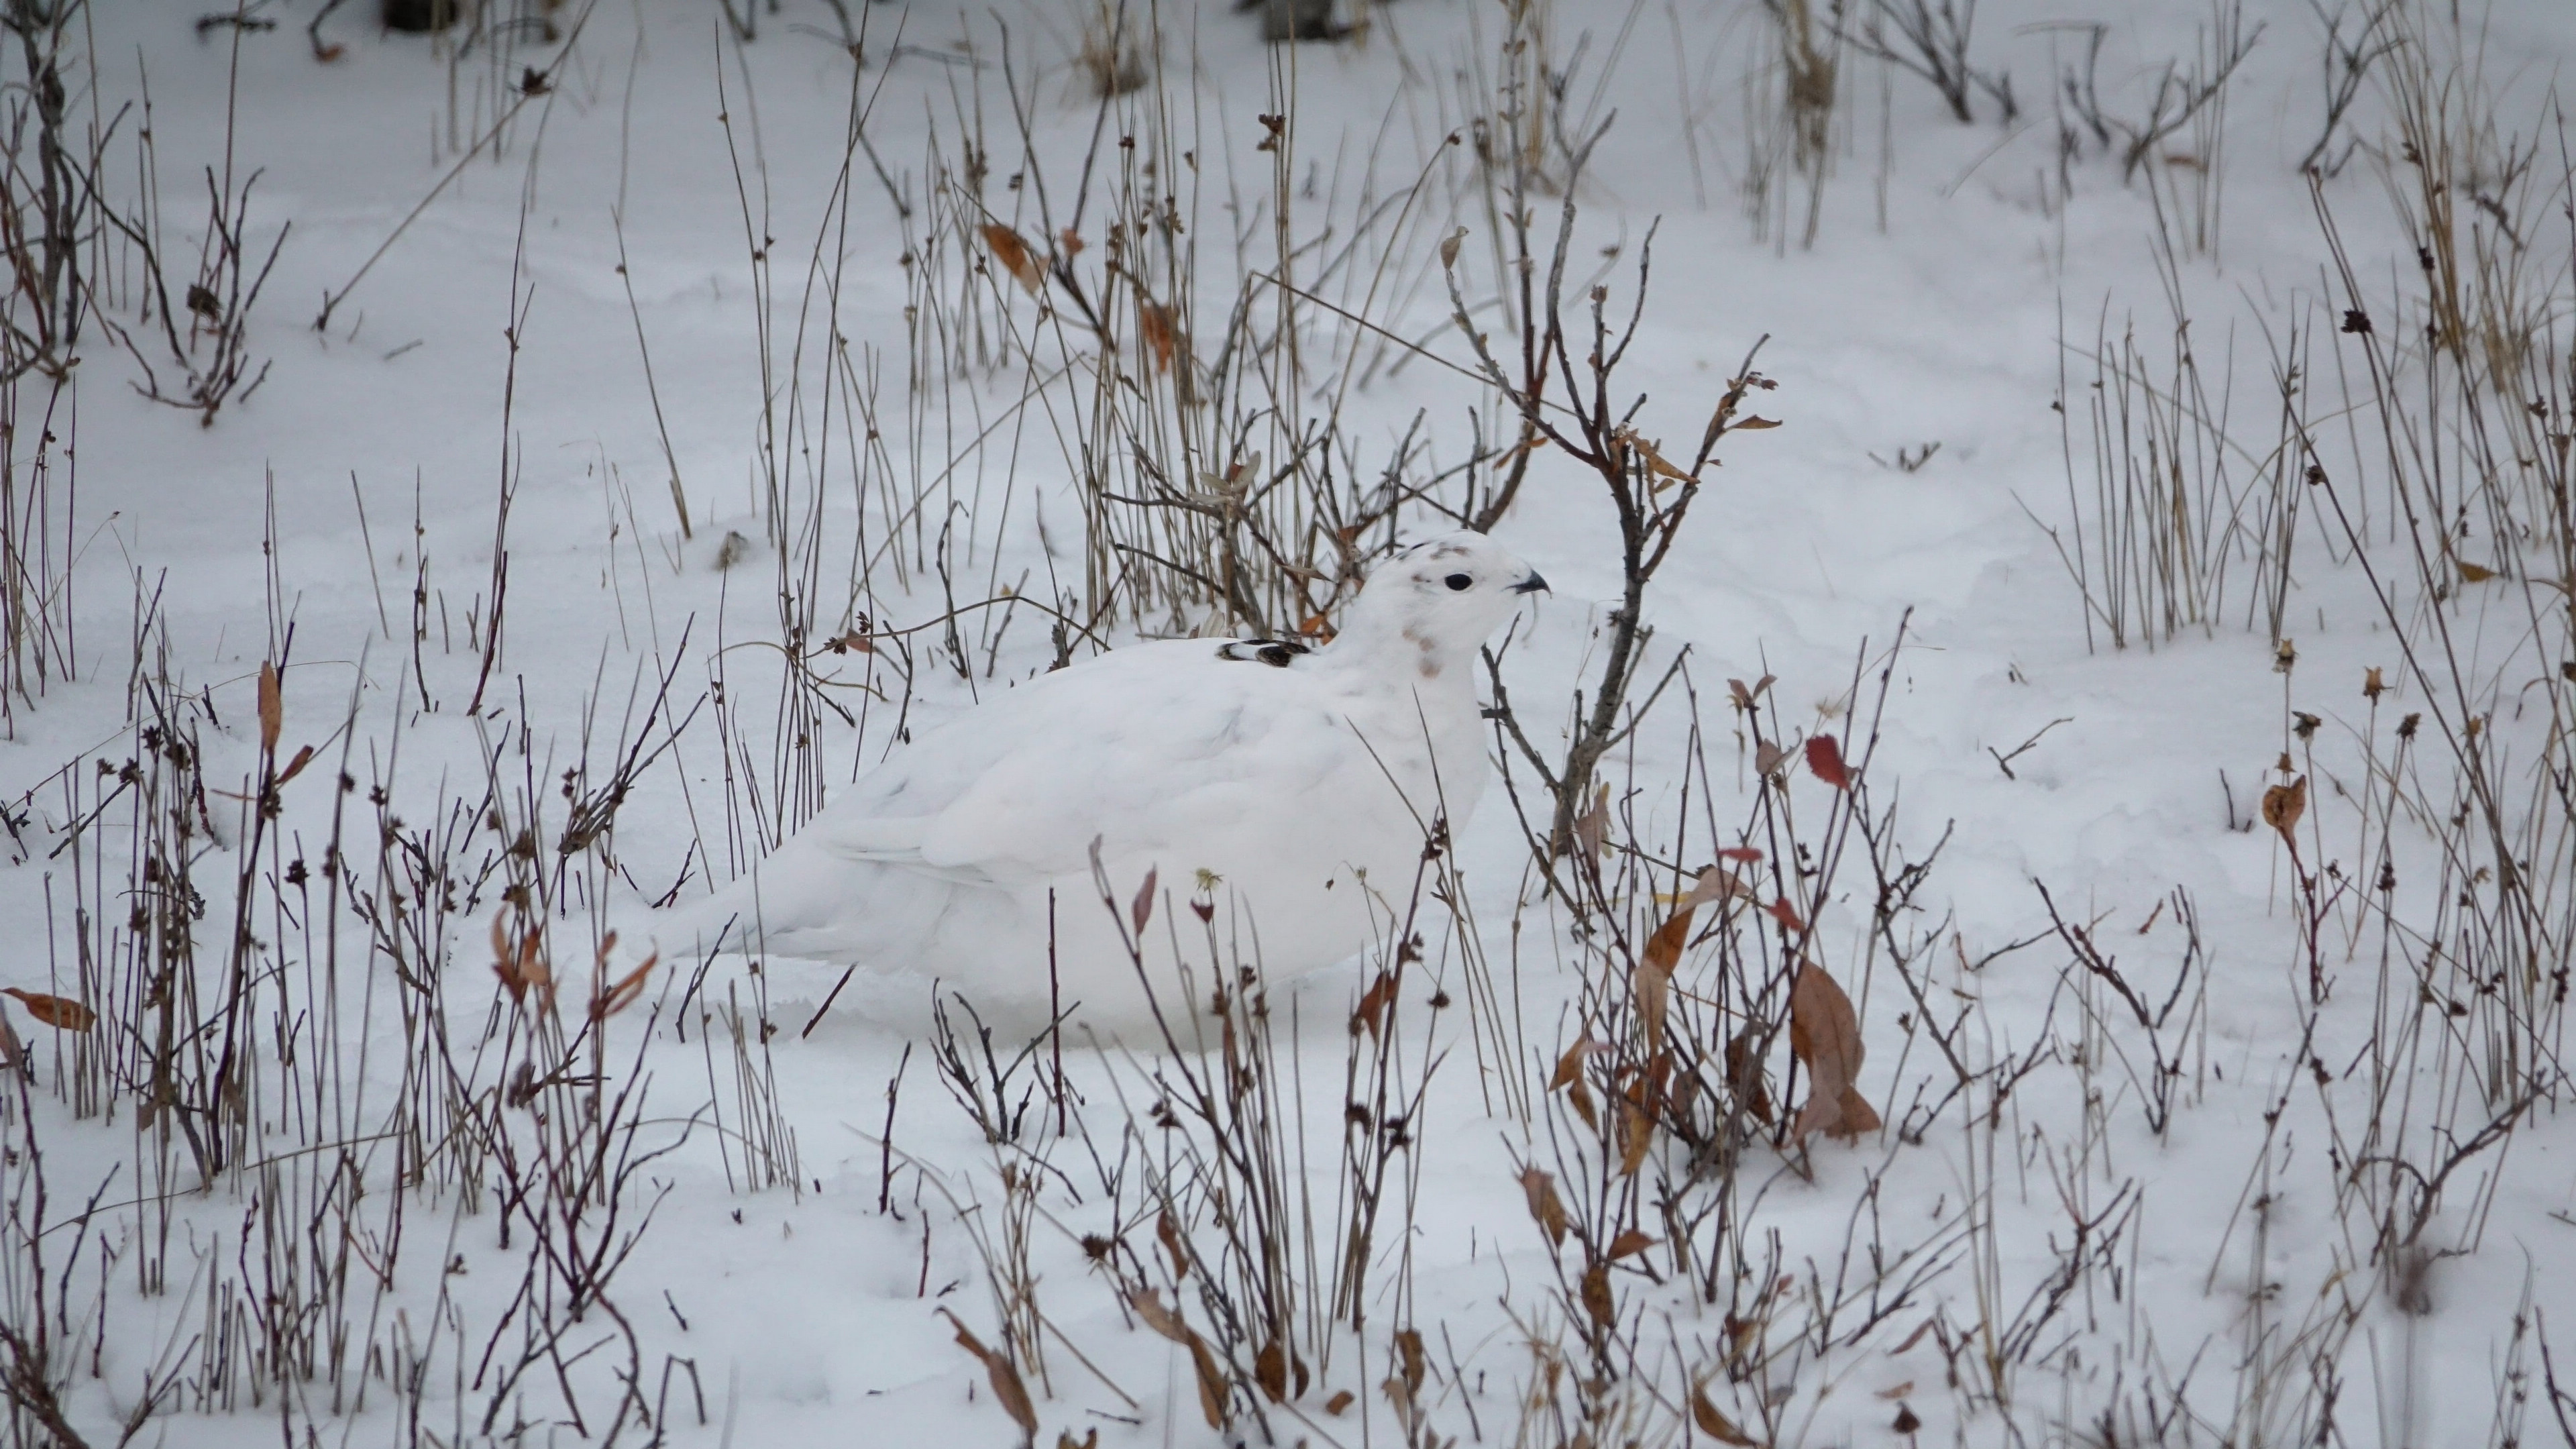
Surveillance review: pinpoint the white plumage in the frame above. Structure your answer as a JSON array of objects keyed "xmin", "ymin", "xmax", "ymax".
[{"xmin": 646, "ymin": 532, "xmax": 1546, "ymax": 1035}]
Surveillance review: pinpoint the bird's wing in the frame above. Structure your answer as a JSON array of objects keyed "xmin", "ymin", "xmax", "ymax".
[{"xmin": 802, "ymin": 641, "xmax": 1353, "ymax": 885}]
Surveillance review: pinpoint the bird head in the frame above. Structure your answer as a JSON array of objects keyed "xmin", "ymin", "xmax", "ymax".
[{"xmin": 1336, "ymin": 531, "xmax": 1547, "ymax": 678}]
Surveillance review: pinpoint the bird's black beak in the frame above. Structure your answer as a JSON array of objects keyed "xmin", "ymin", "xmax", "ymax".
[{"xmin": 1511, "ymin": 572, "xmax": 1550, "ymax": 595}]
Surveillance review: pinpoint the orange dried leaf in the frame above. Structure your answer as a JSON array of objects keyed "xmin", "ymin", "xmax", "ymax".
[
  {"xmin": 1138, "ymin": 300, "xmax": 1177, "ymax": 373},
  {"xmin": 1, "ymin": 988, "xmax": 95, "ymax": 1032},
  {"xmin": 590, "ymin": 953, "xmax": 656, "ymax": 1022},
  {"xmin": 257, "ymin": 661, "xmax": 282, "ymax": 755},
  {"xmin": 2457, "ymin": 558, "xmax": 2498, "ymax": 583},
  {"xmin": 274, "ymin": 744, "xmax": 317, "ymax": 786},
  {"xmin": 979, "ymin": 223, "xmax": 1045, "ymax": 293},
  {"xmin": 1352, "ymin": 971, "xmax": 1395, "ymax": 1040},
  {"xmin": 1804, "ymin": 734, "xmax": 1851, "ymax": 789},
  {"xmin": 2261, "ymin": 775, "xmax": 2307, "ymax": 843}
]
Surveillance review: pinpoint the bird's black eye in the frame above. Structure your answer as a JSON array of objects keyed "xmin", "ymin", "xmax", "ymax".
[{"xmin": 1444, "ymin": 573, "xmax": 1473, "ymax": 592}]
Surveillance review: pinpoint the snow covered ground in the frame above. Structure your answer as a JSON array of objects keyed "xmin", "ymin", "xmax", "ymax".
[{"xmin": 3, "ymin": 0, "xmax": 2573, "ymax": 1444}]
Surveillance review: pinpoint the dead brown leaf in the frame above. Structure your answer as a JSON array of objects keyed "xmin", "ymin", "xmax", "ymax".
[
  {"xmin": 1571, "ymin": 782, "xmax": 1612, "ymax": 859},
  {"xmin": 1579, "ymin": 1261, "xmax": 1616, "ymax": 1328},
  {"xmin": 1617, "ymin": 1099, "xmax": 1655, "ymax": 1177},
  {"xmin": 1128, "ymin": 1289, "xmax": 1230, "ymax": 1427},
  {"xmin": 1394, "ymin": 1328, "xmax": 1427, "ymax": 1393},
  {"xmin": 938, "ymin": 1309, "xmax": 1038, "ymax": 1443},
  {"xmin": 1519, "ymin": 1167, "xmax": 1569, "ymax": 1248},
  {"xmin": 1254, "ymin": 1339, "xmax": 1289, "ymax": 1402},
  {"xmin": 1690, "ymin": 1383, "xmax": 1762, "ymax": 1445},
  {"xmin": 1548, "ymin": 1037, "xmax": 1595, "ymax": 1093},
  {"xmin": 1725, "ymin": 1025, "xmax": 1774, "ymax": 1124},
  {"xmin": 1788, "ymin": 963, "xmax": 1880, "ymax": 1140}
]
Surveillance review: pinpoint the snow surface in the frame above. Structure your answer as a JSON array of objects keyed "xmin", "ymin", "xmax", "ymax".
[{"xmin": 3, "ymin": 1, "xmax": 2574, "ymax": 1446}]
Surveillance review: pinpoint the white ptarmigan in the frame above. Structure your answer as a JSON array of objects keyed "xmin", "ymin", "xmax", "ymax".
[{"xmin": 644, "ymin": 532, "xmax": 1546, "ymax": 1035}]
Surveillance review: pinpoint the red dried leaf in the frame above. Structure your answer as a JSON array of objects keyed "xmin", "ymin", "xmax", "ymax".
[
  {"xmin": 1719, "ymin": 846, "xmax": 1764, "ymax": 863},
  {"xmin": 1130, "ymin": 867, "xmax": 1157, "ymax": 936},
  {"xmin": 1804, "ymin": 733, "xmax": 1851, "ymax": 789},
  {"xmin": 1766, "ymin": 898, "xmax": 1805, "ymax": 934}
]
